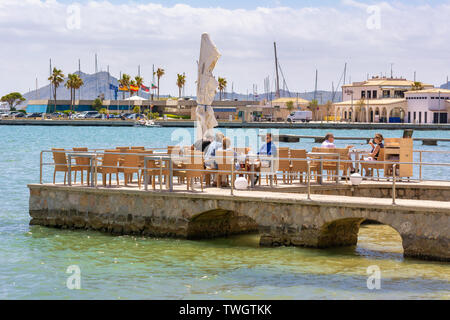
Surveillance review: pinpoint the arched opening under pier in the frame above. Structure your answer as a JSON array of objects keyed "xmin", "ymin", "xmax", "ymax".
[
  {"xmin": 186, "ymin": 209, "xmax": 259, "ymax": 240},
  {"xmin": 318, "ymin": 218, "xmax": 404, "ymax": 255}
]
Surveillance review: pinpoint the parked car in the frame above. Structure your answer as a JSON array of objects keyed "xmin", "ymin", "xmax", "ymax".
[
  {"xmin": 77, "ymin": 111, "xmax": 100, "ymax": 119},
  {"xmin": 26, "ymin": 112, "xmax": 42, "ymax": 118},
  {"xmin": 287, "ymin": 111, "xmax": 312, "ymax": 123}
]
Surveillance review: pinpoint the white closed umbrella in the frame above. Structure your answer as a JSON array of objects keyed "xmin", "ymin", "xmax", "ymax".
[{"xmin": 196, "ymin": 33, "xmax": 221, "ymax": 140}]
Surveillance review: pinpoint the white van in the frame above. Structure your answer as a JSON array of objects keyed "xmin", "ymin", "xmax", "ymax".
[{"xmin": 287, "ymin": 111, "xmax": 312, "ymax": 123}]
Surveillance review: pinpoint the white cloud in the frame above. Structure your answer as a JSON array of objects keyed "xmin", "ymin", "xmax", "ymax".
[{"xmin": 0, "ymin": 0, "xmax": 449, "ymax": 97}]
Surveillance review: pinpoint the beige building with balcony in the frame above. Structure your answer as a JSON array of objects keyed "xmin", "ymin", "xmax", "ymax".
[{"xmin": 335, "ymin": 76, "xmax": 435, "ymax": 123}]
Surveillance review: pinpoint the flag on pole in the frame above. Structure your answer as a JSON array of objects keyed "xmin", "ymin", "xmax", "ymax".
[
  {"xmin": 109, "ymin": 84, "xmax": 118, "ymax": 91},
  {"xmin": 141, "ymin": 84, "xmax": 150, "ymax": 92},
  {"xmin": 151, "ymin": 84, "xmax": 158, "ymax": 89},
  {"xmin": 119, "ymin": 85, "xmax": 129, "ymax": 91},
  {"xmin": 130, "ymin": 85, "xmax": 139, "ymax": 92}
]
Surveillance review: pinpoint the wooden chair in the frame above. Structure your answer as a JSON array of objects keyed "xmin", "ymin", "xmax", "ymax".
[
  {"xmin": 290, "ymin": 149, "xmax": 308, "ymax": 183},
  {"xmin": 361, "ymin": 148, "xmax": 385, "ymax": 180},
  {"xmin": 122, "ymin": 150, "xmax": 141, "ymax": 189},
  {"xmin": 116, "ymin": 147, "xmax": 130, "ymax": 181},
  {"xmin": 184, "ymin": 151, "xmax": 205, "ymax": 191},
  {"xmin": 140, "ymin": 157, "xmax": 167, "ymax": 190},
  {"xmin": 72, "ymin": 147, "xmax": 89, "ymax": 185},
  {"xmin": 51, "ymin": 148, "xmax": 82, "ymax": 185},
  {"xmin": 97, "ymin": 150, "xmax": 120, "ymax": 187},
  {"xmin": 168, "ymin": 146, "xmax": 186, "ymax": 183},
  {"xmin": 216, "ymin": 150, "xmax": 235, "ymax": 187},
  {"xmin": 277, "ymin": 147, "xmax": 290, "ymax": 184},
  {"xmin": 311, "ymin": 147, "xmax": 342, "ymax": 181}
]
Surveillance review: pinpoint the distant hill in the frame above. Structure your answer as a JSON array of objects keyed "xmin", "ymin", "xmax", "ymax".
[
  {"xmin": 20, "ymin": 71, "xmax": 341, "ymax": 107},
  {"xmin": 440, "ymin": 81, "xmax": 450, "ymax": 89}
]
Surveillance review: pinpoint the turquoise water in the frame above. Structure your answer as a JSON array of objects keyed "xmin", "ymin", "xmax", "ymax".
[{"xmin": 0, "ymin": 125, "xmax": 449, "ymax": 299}]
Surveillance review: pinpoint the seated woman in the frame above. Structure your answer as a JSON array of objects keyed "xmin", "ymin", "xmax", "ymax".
[{"xmin": 362, "ymin": 133, "xmax": 384, "ymax": 176}]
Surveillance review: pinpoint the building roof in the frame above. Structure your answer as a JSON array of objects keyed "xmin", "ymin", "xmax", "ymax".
[
  {"xmin": 343, "ymin": 78, "xmax": 433, "ymax": 88},
  {"xmin": 271, "ymin": 97, "xmax": 310, "ymax": 104},
  {"xmin": 334, "ymin": 98, "xmax": 406, "ymax": 106},
  {"xmin": 405, "ymin": 88, "xmax": 450, "ymax": 94}
]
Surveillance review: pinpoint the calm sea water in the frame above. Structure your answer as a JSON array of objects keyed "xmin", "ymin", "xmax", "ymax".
[{"xmin": 0, "ymin": 125, "xmax": 449, "ymax": 299}]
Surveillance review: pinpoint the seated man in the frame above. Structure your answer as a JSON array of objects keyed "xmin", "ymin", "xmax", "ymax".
[
  {"xmin": 252, "ymin": 133, "xmax": 277, "ymax": 184},
  {"xmin": 204, "ymin": 132, "xmax": 224, "ymax": 169}
]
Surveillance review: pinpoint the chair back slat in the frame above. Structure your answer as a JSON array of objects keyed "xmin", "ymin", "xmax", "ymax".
[
  {"xmin": 73, "ymin": 147, "xmax": 89, "ymax": 166},
  {"xmin": 123, "ymin": 150, "xmax": 140, "ymax": 173},
  {"xmin": 290, "ymin": 149, "xmax": 307, "ymax": 172},
  {"xmin": 278, "ymin": 148, "xmax": 290, "ymax": 170},
  {"xmin": 102, "ymin": 150, "xmax": 120, "ymax": 168},
  {"xmin": 216, "ymin": 150, "xmax": 234, "ymax": 171},
  {"xmin": 52, "ymin": 148, "xmax": 67, "ymax": 171}
]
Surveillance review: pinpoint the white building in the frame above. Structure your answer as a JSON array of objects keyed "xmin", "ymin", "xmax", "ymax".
[
  {"xmin": 0, "ymin": 102, "xmax": 9, "ymax": 111},
  {"xmin": 404, "ymin": 89, "xmax": 450, "ymax": 124}
]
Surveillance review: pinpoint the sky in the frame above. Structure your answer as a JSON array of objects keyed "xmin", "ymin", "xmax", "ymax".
[{"xmin": 0, "ymin": 0, "xmax": 449, "ymax": 98}]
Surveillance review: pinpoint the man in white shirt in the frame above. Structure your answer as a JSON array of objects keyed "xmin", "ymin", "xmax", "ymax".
[
  {"xmin": 321, "ymin": 132, "xmax": 356, "ymax": 175},
  {"xmin": 321, "ymin": 133, "xmax": 336, "ymax": 148}
]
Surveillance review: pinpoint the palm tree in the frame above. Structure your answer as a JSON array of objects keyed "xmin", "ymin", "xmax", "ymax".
[
  {"xmin": 156, "ymin": 68, "xmax": 165, "ymax": 100},
  {"xmin": 48, "ymin": 67, "xmax": 64, "ymax": 113},
  {"xmin": 135, "ymin": 76, "xmax": 143, "ymax": 96},
  {"xmin": 307, "ymin": 99, "xmax": 318, "ymax": 121},
  {"xmin": 218, "ymin": 77, "xmax": 227, "ymax": 100},
  {"xmin": 325, "ymin": 100, "xmax": 333, "ymax": 122},
  {"xmin": 64, "ymin": 74, "xmax": 77, "ymax": 111},
  {"xmin": 411, "ymin": 81, "xmax": 424, "ymax": 91},
  {"xmin": 119, "ymin": 74, "xmax": 131, "ymax": 99},
  {"xmin": 355, "ymin": 98, "xmax": 365, "ymax": 122},
  {"xmin": 73, "ymin": 74, "xmax": 84, "ymax": 108},
  {"xmin": 176, "ymin": 73, "xmax": 186, "ymax": 98},
  {"xmin": 286, "ymin": 100, "xmax": 294, "ymax": 113}
]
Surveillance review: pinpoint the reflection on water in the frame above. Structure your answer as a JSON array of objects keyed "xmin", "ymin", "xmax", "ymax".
[{"xmin": 0, "ymin": 126, "xmax": 449, "ymax": 299}]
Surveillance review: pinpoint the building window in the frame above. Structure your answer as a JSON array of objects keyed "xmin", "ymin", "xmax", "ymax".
[
  {"xmin": 361, "ymin": 91, "xmax": 366, "ymax": 99},
  {"xmin": 373, "ymin": 90, "xmax": 377, "ymax": 99},
  {"xmin": 419, "ymin": 112, "xmax": 422, "ymax": 124},
  {"xmin": 394, "ymin": 90, "xmax": 404, "ymax": 98},
  {"xmin": 408, "ymin": 112, "xmax": 411, "ymax": 123},
  {"xmin": 367, "ymin": 91, "xmax": 371, "ymax": 99},
  {"xmin": 414, "ymin": 112, "xmax": 416, "ymax": 121},
  {"xmin": 383, "ymin": 90, "xmax": 390, "ymax": 98},
  {"xmin": 424, "ymin": 112, "xmax": 428, "ymax": 123}
]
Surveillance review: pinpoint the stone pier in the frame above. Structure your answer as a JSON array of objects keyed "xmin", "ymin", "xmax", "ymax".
[{"xmin": 28, "ymin": 184, "xmax": 450, "ymax": 262}]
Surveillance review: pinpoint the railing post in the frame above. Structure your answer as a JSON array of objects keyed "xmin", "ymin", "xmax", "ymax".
[
  {"xmin": 40, "ymin": 151, "xmax": 43, "ymax": 184},
  {"xmin": 169, "ymin": 157, "xmax": 173, "ymax": 192},
  {"xmin": 68, "ymin": 154, "xmax": 72, "ymax": 186},
  {"xmin": 231, "ymin": 155, "xmax": 234, "ymax": 195},
  {"xmin": 159, "ymin": 156, "xmax": 163, "ymax": 191},
  {"xmin": 307, "ymin": 160, "xmax": 311, "ymax": 200},
  {"xmin": 419, "ymin": 151, "xmax": 423, "ymax": 182},
  {"xmin": 392, "ymin": 163, "xmax": 396, "ymax": 205},
  {"xmin": 144, "ymin": 157, "xmax": 148, "ymax": 191}
]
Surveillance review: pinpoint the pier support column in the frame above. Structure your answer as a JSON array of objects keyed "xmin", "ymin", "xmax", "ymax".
[{"xmin": 402, "ymin": 235, "xmax": 450, "ymax": 262}]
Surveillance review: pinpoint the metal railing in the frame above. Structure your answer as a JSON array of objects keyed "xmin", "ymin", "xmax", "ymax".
[{"xmin": 39, "ymin": 148, "xmax": 450, "ymax": 205}]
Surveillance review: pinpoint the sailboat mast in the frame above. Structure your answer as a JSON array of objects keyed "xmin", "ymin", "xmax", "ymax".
[
  {"xmin": 342, "ymin": 63, "xmax": 347, "ymax": 102},
  {"xmin": 274, "ymin": 42, "xmax": 280, "ymax": 99}
]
